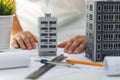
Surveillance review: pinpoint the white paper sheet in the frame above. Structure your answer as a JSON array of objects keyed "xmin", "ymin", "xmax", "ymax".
[
  {"xmin": 0, "ymin": 50, "xmax": 30, "ymax": 69},
  {"xmin": 104, "ymin": 56, "xmax": 120, "ymax": 76}
]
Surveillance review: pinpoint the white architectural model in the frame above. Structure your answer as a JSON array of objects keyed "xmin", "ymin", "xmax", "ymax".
[{"xmin": 38, "ymin": 14, "xmax": 57, "ymax": 56}]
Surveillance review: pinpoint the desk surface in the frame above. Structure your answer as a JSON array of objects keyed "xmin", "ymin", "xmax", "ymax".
[{"xmin": 0, "ymin": 48, "xmax": 120, "ymax": 80}]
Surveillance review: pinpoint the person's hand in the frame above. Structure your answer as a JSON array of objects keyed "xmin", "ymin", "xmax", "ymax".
[
  {"xmin": 11, "ymin": 31, "xmax": 38, "ymax": 50},
  {"xmin": 57, "ymin": 35, "xmax": 86, "ymax": 54}
]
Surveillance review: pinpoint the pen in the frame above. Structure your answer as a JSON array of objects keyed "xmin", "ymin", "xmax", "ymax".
[
  {"xmin": 66, "ymin": 59, "xmax": 103, "ymax": 67},
  {"xmin": 35, "ymin": 59, "xmax": 74, "ymax": 67}
]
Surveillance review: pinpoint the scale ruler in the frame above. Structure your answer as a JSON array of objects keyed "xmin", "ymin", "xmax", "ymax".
[{"xmin": 26, "ymin": 54, "xmax": 66, "ymax": 79}]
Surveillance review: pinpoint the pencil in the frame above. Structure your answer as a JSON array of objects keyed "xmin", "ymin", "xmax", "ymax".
[{"xmin": 66, "ymin": 59, "xmax": 103, "ymax": 67}]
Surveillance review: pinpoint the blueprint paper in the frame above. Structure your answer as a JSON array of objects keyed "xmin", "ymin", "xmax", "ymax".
[
  {"xmin": 0, "ymin": 51, "xmax": 30, "ymax": 69},
  {"xmin": 104, "ymin": 57, "xmax": 120, "ymax": 76}
]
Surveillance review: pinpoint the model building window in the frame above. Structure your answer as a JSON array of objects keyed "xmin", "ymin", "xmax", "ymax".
[
  {"xmin": 103, "ymin": 44, "xmax": 107, "ymax": 50},
  {"xmin": 89, "ymin": 23, "xmax": 93, "ymax": 29},
  {"xmin": 115, "ymin": 5, "xmax": 119, "ymax": 11},
  {"xmin": 119, "ymin": 5, "xmax": 120, "ymax": 11},
  {"xmin": 41, "ymin": 33, "xmax": 48, "ymax": 36},
  {"xmin": 103, "ymin": 24, "xmax": 109, "ymax": 31},
  {"xmin": 109, "ymin": 34, "xmax": 113, "ymax": 40},
  {"xmin": 119, "ymin": 15, "xmax": 120, "ymax": 21},
  {"xmin": 104, "ymin": 5, "xmax": 109, "ymax": 12},
  {"xmin": 119, "ymin": 34, "xmax": 120, "ymax": 39},
  {"xmin": 49, "ymin": 45, "xmax": 56, "ymax": 48},
  {"xmin": 89, "ymin": 5, "xmax": 93, "ymax": 11},
  {"xmin": 41, "ymin": 45, "xmax": 48, "ymax": 48},
  {"xmin": 97, "ymin": 34, "xmax": 101, "ymax": 40},
  {"xmin": 109, "ymin": 24, "xmax": 114, "ymax": 31},
  {"xmin": 49, "ymin": 27, "xmax": 56, "ymax": 30},
  {"xmin": 49, "ymin": 39, "xmax": 56, "ymax": 42},
  {"xmin": 41, "ymin": 27, "xmax": 48, "ymax": 30},
  {"xmin": 109, "ymin": 15, "xmax": 114, "ymax": 21},
  {"xmin": 41, "ymin": 39, "xmax": 48, "ymax": 42},
  {"xmin": 115, "ymin": 24, "xmax": 120, "ymax": 31},
  {"xmin": 115, "ymin": 15, "xmax": 119, "ymax": 21},
  {"xmin": 103, "ymin": 15, "xmax": 108, "ymax": 21},
  {"xmin": 49, "ymin": 21, "xmax": 56, "ymax": 24},
  {"xmin": 89, "ymin": 14, "xmax": 93, "ymax": 20},
  {"xmin": 97, "ymin": 43, "xmax": 101, "ymax": 50},
  {"xmin": 114, "ymin": 34, "xmax": 118, "ymax": 40},
  {"xmin": 103, "ymin": 5, "xmax": 107, "ymax": 12},
  {"xmin": 97, "ymin": 53, "xmax": 101, "ymax": 60},
  {"xmin": 97, "ymin": 24, "xmax": 101, "ymax": 31},
  {"xmin": 114, "ymin": 44, "xmax": 118, "ymax": 49},
  {"xmin": 97, "ymin": 15, "xmax": 101, "ymax": 21},
  {"xmin": 49, "ymin": 33, "xmax": 56, "ymax": 36},
  {"xmin": 108, "ymin": 5, "xmax": 111, "ymax": 12},
  {"xmin": 41, "ymin": 21, "xmax": 48, "ymax": 24},
  {"xmin": 109, "ymin": 5, "xmax": 114, "ymax": 11},
  {"xmin": 119, "ymin": 44, "xmax": 120, "ymax": 49},
  {"xmin": 97, "ymin": 5, "xmax": 101, "ymax": 12},
  {"xmin": 103, "ymin": 34, "xmax": 107, "ymax": 40}
]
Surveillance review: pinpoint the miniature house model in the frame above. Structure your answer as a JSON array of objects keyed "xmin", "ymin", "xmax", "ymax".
[
  {"xmin": 86, "ymin": 0, "xmax": 120, "ymax": 61},
  {"xmin": 38, "ymin": 14, "xmax": 57, "ymax": 56}
]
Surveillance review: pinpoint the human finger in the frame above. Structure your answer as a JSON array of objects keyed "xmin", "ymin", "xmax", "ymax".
[
  {"xmin": 11, "ymin": 38, "xmax": 19, "ymax": 49},
  {"xmin": 16, "ymin": 36, "xmax": 26, "ymax": 50},
  {"xmin": 68, "ymin": 39, "xmax": 81, "ymax": 54},
  {"xmin": 73, "ymin": 41, "xmax": 86, "ymax": 54},
  {"xmin": 64, "ymin": 39, "xmax": 74, "ymax": 53},
  {"xmin": 21, "ymin": 33, "xmax": 32, "ymax": 50},
  {"xmin": 57, "ymin": 41, "xmax": 67, "ymax": 48},
  {"xmin": 25, "ymin": 32, "xmax": 36, "ymax": 49}
]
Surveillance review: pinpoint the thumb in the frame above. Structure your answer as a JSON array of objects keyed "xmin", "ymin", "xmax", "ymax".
[{"xmin": 57, "ymin": 41, "xmax": 67, "ymax": 48}]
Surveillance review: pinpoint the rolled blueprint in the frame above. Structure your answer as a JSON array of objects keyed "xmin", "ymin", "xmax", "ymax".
[
  {"xmin": 0, "ymin": 51, "xmax": 30, "ymax": 69},
  {"xmin": 104, "ymin": 57, "xmax": 120, "ymax": 76}
]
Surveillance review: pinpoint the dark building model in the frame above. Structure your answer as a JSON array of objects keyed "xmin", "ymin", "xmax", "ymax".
[{"xmin": 86, "ymin": 1, "xmax": 120, "ymax": 61}]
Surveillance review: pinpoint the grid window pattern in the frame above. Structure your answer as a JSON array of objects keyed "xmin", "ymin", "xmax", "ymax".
[
  {"xmin": 103, "ymin": 33, "xmax": 120, "ymax": 41},
  {"xmin": 103, "ymin": 24, "xmax": 120, "ymax": 31},
  {"xmin": 103, "ymin": 5, "xmax": 120, "ymax": 12},
  {"xmin": 103, "ymin": 14, "xmax": 120, "ymax": 22},
  {"xmin": 103, "ymin": 14, "xmax": 114, "ymax": 22},
  {"xmin": 103, "ymin": 43, "xmax": 120, "ymax": 50}
]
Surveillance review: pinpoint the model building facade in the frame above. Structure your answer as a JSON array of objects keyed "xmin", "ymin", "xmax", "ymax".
[
  {"xmin": 86, "ymin": 1, "xmax": 120, "ymax": 61},
  {"xmin": 38, "ymin": 14, "xmax": 57, "ymax": 56}
]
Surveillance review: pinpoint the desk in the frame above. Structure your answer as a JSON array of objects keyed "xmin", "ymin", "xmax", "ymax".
[{"xmin": 0, "ymin": 48, "xmax": 120, "ymax": 80}]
